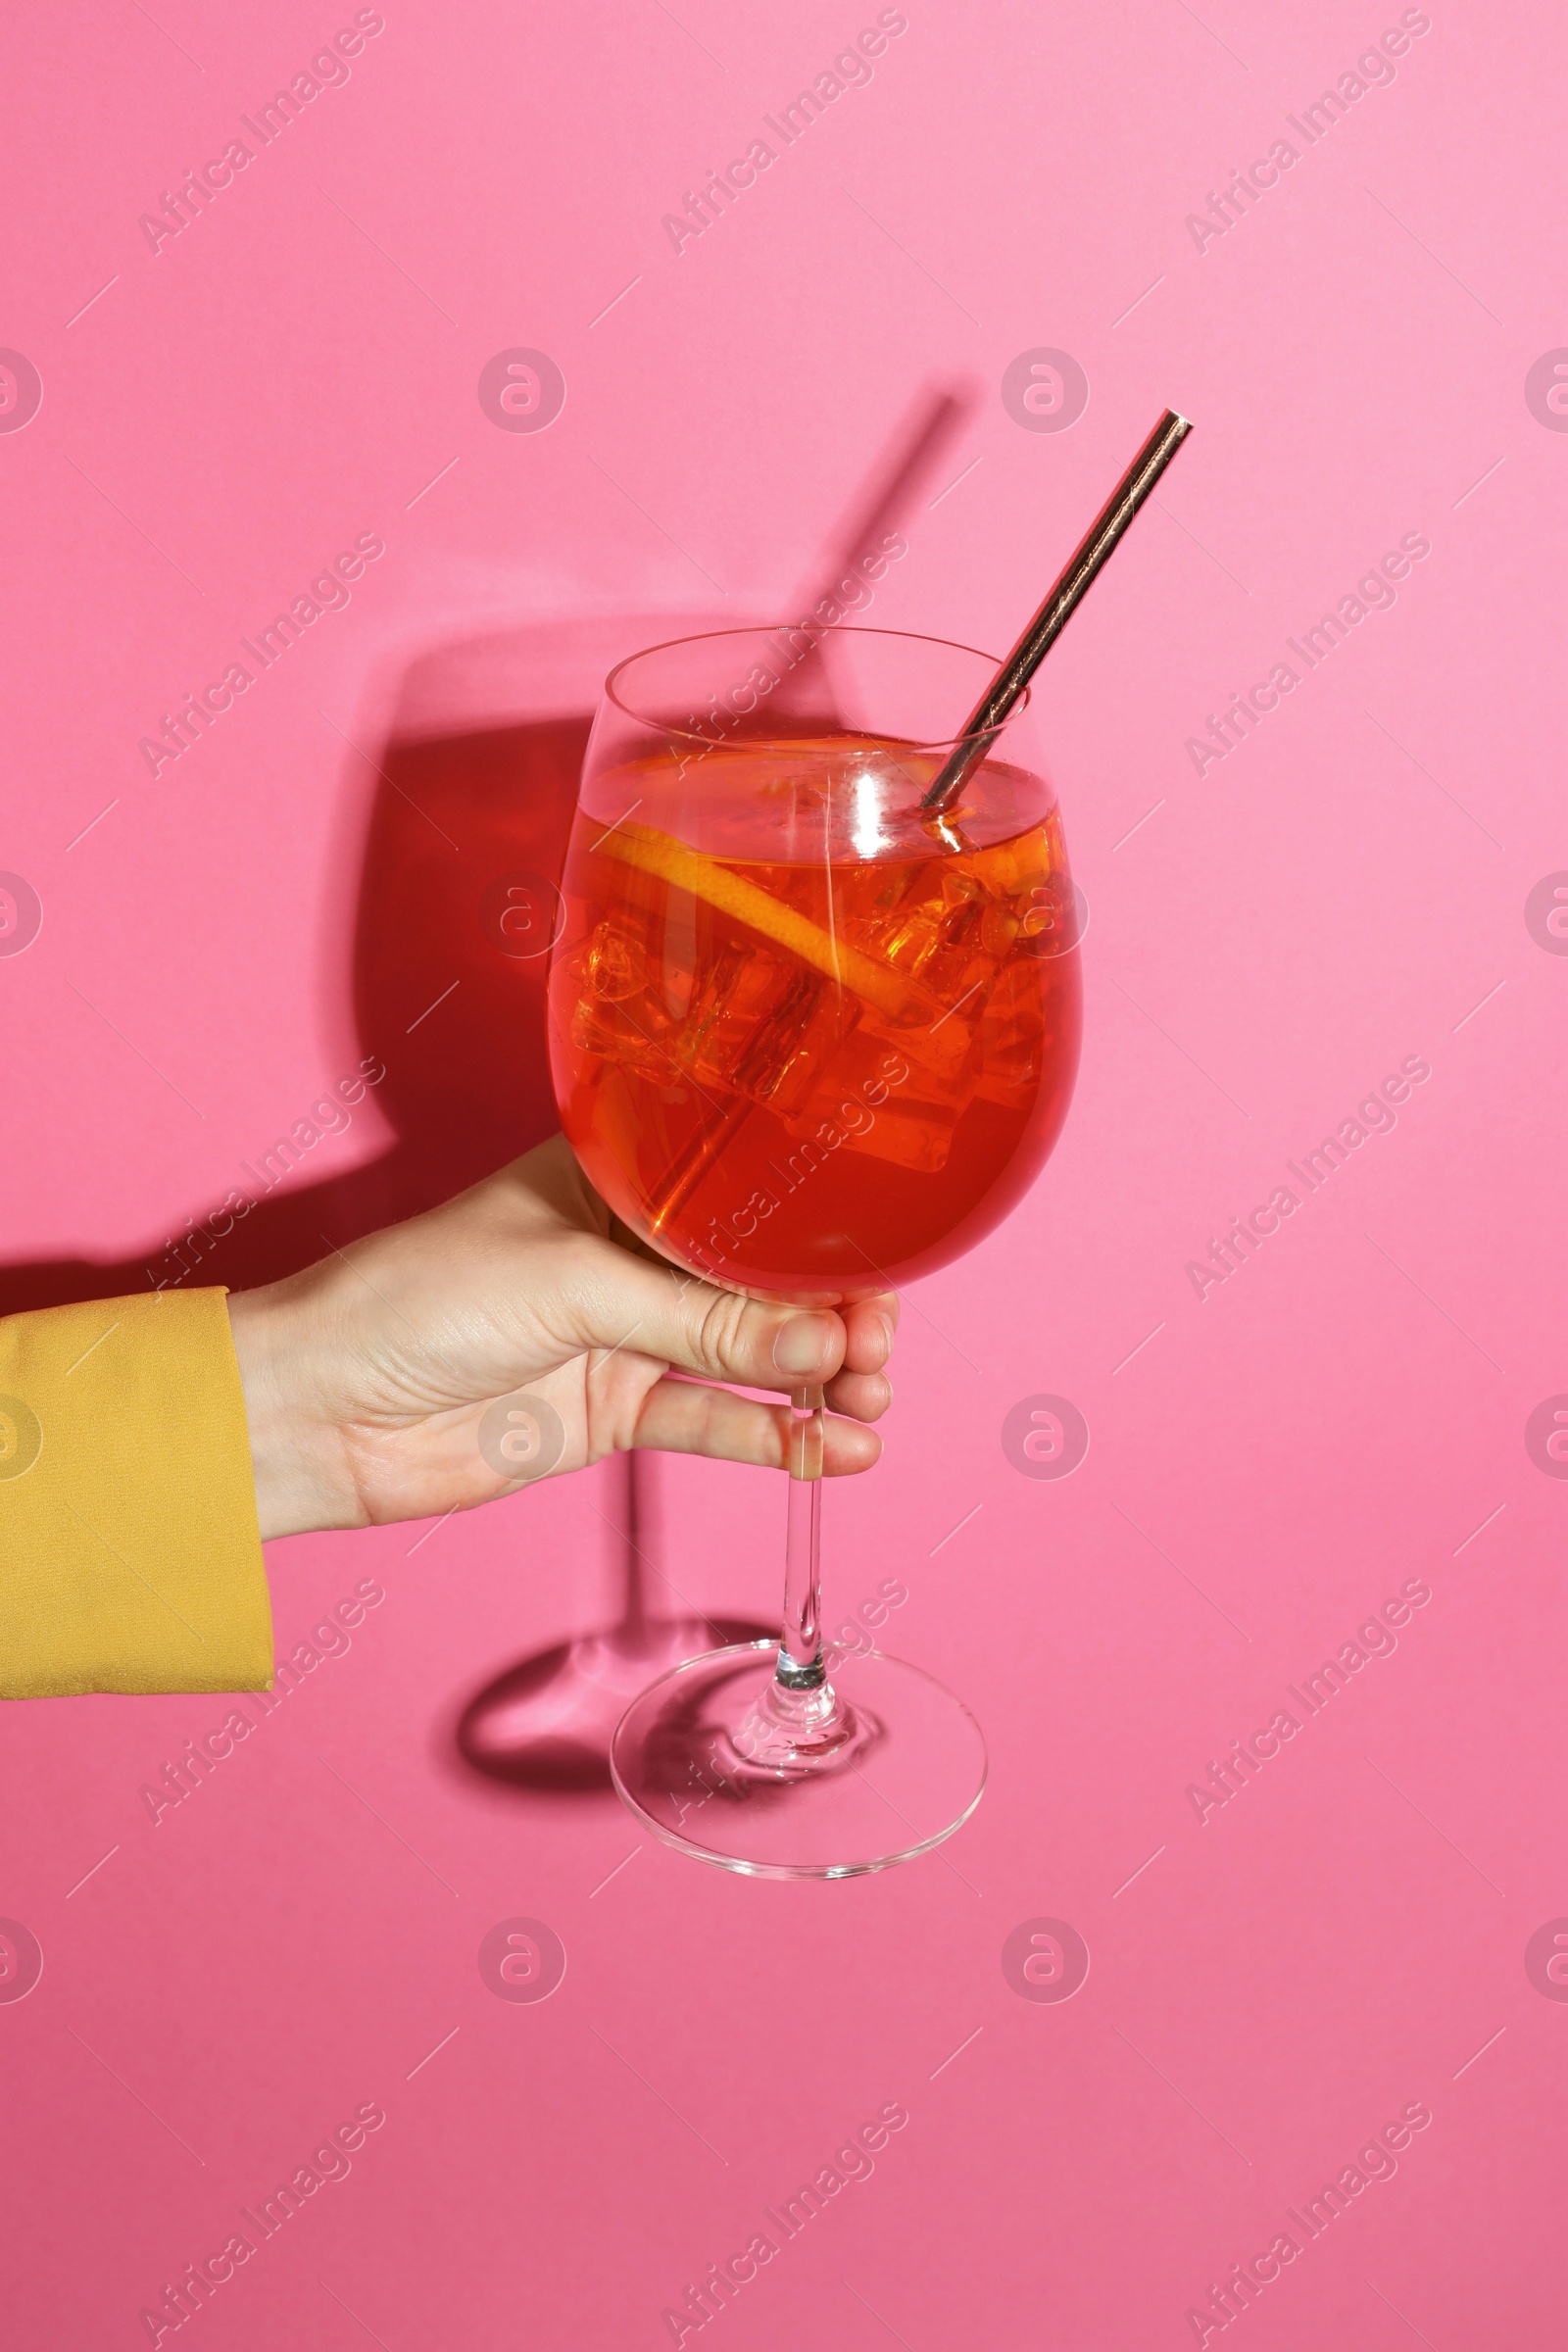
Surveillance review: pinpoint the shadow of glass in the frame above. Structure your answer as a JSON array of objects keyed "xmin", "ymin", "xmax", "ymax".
[
  {"xmin": 450, "ymin": 1449, "xmax": 774, "ymax": 1797},
  {"xmin": 3, "ymin": 378, "xmax": 972, "ymax": 1312},
  {"xmin": 3, "ymin": 380, "xmax": 976, "ymax": 1798},
  {"xmin": 0, "ymin": 612, "xmax": 700, "ymax": 1310}
]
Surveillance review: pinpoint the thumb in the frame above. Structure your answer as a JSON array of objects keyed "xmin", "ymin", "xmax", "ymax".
[{"xmin": 560, "ymin": 1236, "xmax": 847, "ymax": 1392}]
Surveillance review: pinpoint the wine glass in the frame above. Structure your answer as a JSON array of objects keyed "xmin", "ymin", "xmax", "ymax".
[{"xmin": 546, "ymin": 623, "xmax": 1082, "ymax": 1877}]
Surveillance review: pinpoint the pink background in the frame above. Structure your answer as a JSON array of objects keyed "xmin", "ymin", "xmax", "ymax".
[{"xmin": 3, "ymin": 1, "xmax": 1566, "ymax": 2345}]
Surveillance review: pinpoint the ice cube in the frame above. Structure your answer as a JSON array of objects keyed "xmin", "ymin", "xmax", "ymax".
[
  {"xmin": 570, "ymin": 915, "xmax": 681, "ymax": 1081},
  {"xmin": 840, "ymin": 1093, "xmax": 958, "ymax": 1174},
  {"xmin": 971, "ymin": 960, "xmax": 1047, "ymax": 1108},
  {"xmin": 847, "ymin": 876, "xmax": 1005, "ymax": 1077},
  {"xmin": 968, "ymin": 818, "xmax": 1081, "ymax": 956},
  {"xmin": 779, "ymin": 1020, "xmax": 971, "ymax": 1174},
  {"xmin": 672, "ymin": 943, "xmax": 796, "ymax": 1093},
  {"xmin": 846, "ymin": 948, "xmax": 994, "ymax": 1093},
  {"xmin": 875, "ymin": 903, "xmax": 945, "ymax": 977},
  {"xmin": 585, "ymin": 918, "xmax": 646, "ymax": 1004},
  {"xmin": 860, "ymin": 870, "xmax": 973, "ymax": 982},
  {"xmin": 979, "ymin": 902, "xmax": 1020, "ymax": 957},
  {"xmin": 734, "ymin": 973, "xmax": 860, "ymax": 1117}
]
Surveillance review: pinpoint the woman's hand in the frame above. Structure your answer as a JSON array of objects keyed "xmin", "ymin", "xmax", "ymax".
[{"xmin": 226, "ymin": 1134, "xmax": 897, "ymax": 1541}]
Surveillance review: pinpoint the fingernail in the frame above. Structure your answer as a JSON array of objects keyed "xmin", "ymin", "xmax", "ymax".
[
  {"xmin": 877, "ymin": 1312, "xmax": 896, "ymax": 1360},
  {"xmin": 774, "ymin": 1312, "xmax": 834, "ymax": 1375}
]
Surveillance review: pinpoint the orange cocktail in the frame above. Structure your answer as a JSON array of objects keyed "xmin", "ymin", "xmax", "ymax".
[{"xmin": 549, "ymin": 737, "xmax": 1080, "ymax": 1299}]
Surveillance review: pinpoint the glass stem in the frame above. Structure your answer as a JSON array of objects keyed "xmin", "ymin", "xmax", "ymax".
[{"xmin": 776, "ymin": 1383, "xmax": 825, "ymax": 1690}]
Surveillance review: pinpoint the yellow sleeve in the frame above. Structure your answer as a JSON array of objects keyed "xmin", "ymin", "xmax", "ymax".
[{"xmin": 0, "ymin": 1289, "xmax": 273, "ymax": 1697}]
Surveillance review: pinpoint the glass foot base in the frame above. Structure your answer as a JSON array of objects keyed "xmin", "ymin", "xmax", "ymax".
[{"xmin": 610, "ymin": 1641, "xmax": 987, "ymax": 1880}]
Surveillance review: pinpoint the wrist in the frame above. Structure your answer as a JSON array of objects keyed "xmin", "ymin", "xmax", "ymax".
[{"xmin": 226, "ymin": 1283, "xmax": 359, "ymax": 1541}]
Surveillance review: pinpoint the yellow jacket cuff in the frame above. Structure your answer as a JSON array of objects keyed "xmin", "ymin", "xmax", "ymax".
[{"xmin": 0, "ymin": 1290, "xmax": 273, "ymax": 1697}]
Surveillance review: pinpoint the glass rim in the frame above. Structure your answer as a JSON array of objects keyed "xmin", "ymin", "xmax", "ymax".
[{"xmin": 603, "ymin": 622, "xmax": 1029, "ymax": 752}]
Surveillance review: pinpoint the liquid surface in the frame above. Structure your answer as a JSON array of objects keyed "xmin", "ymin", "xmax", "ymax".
[{"xmin": 549, "ymin": 743, "xmax": 1081, "ymax": 1296}]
